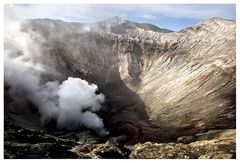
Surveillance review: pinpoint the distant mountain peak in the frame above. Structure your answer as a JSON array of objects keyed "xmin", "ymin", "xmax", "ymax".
[
  {"xmin": 108, "ymin": 16, "xmax": 124, "ymax": 21},
  {"xmin": 180, "ymin": 16, "xmax": 235, "ymax": 33},
  {"xmin": 98, "ymin": 16, "xmax": 125, "ymax": 25},
  {"xmin": 201, "ymin": 17, "xmax": 235, "ymax": 25},
  {"xmin": 95, "ymin": 16, "xmax": 173, "ymax": 33},
  {"xmin": 128, "ymin": 21, "xmax": 174, "ymax": 33}
]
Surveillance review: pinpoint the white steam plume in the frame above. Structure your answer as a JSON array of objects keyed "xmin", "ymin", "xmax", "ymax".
[{"xmin": 4, "ymin": 17, "xmax": 108, "ymax": 136}]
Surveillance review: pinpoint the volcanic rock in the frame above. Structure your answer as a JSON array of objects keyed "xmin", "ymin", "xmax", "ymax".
[{"xmin": 129, "ymin": 129, "xmax": 235, "ymax": 159}]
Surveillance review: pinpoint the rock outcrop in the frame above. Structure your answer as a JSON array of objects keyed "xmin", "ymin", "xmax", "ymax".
[
  {"xmin": 4, "ymin": 123, "xmax": 80, "ymax": 158},
  {"xmin": 129, "ymin": 129, "xmax": 236, "ymax": 159},
  {"xmin": 5, "ymin": 120, "xmax": 235, "ymax": 159}
]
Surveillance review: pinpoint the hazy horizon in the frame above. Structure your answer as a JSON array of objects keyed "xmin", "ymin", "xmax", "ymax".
[{"xmin": 5, "ymin": 4, "xmax": 236, "ymax": 31}]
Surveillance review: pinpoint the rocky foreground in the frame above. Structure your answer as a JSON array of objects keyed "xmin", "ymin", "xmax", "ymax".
[{"xmin": 4, "ymin": 121, "xmax": 235, "ymax": 159}]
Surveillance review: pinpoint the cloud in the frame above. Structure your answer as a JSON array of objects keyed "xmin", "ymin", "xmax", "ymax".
[
  {"xmin": 140, "ymin": 14, "xmax": 158, "ymax": 19},
  {"xmin": 5, "ymin": 4, "xmax": 236, "ymax": 23},
  {"xmin": 4, "ymin": 4, "xmax": 235, "ymax": 31}
]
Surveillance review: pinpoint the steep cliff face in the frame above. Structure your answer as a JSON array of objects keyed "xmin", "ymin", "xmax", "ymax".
[{"xmin": 8, "ymin": 17, "xmax": 236, "ymax": 143}]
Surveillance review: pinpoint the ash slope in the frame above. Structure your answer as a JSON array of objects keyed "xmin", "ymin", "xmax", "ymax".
[{"xmin": 10, "ymin": 17, "xmax": 236, "ymax": 143}]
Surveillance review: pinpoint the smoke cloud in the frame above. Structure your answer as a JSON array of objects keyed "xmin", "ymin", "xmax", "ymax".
[{"xmin": 4, "ymin": 17, "xmax": 109, "ymax": 136}]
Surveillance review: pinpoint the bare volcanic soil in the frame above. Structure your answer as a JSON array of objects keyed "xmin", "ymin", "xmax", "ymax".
[{"xmin": 4, "ymin": 17, "xmax": 236, "ymax": 158}]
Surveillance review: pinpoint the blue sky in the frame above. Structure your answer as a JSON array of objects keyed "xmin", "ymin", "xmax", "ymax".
[{"xmin": 5, "ymin": 4, "xmax": 236, "ymax": 31}]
